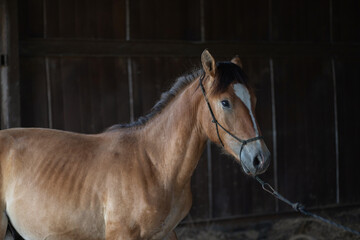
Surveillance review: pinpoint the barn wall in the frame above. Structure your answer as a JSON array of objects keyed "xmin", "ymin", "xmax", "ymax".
[{"xmin": 8, "ymin": 0, "xmax": 360, "ymax": 221}]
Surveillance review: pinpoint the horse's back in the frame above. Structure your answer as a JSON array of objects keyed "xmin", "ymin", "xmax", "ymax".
[{"xmin": 0, "ymin": 128, "xmax": 110, "ymax": 240}]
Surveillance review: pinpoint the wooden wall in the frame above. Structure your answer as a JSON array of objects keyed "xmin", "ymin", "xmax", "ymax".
[{"xmin": 4, "ymin": 0, "xmax": 360, "ymax": 221}]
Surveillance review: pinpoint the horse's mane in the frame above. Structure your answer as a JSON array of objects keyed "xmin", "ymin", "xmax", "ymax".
[
  {"xmin": 106, "ymin": 62, "xmax": 248, "ymax": 131},
  {"xmin": 106, "ymin": 69, "xmax": 204, "ymax": 131}
]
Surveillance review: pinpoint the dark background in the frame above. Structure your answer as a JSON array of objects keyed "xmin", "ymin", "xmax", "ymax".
[{"xmin": 1, "ymin": 0, "xmax": 360, "ymax": 224}]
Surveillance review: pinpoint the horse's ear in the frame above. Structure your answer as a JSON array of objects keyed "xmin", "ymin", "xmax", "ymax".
[
  {"xmin": 201, "ymin": 49, "xmax": 216, "ymax": 78},
  {"xmin": 231, "ymin": 55, "xmax": 243, "ymax": 68}
]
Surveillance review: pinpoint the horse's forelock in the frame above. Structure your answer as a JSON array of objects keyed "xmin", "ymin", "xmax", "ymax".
[{"xmin": 210, "ymin": 62, "xmax": 248, "ymax": 95}]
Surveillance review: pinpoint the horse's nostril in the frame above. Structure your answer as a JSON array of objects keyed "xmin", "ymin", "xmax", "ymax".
[{"xmin": 253, "ymin": 156, "xmax": 261, "ymax": 168}]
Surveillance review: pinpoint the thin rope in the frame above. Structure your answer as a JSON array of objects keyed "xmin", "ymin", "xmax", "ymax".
[{"xmin": 254, "ymin": 176, "xmax": 360, "ymax": 236}]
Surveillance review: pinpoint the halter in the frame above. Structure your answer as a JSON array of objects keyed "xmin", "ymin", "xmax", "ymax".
[{"xmin": 199, "ymin": 73, "xmax": 263, "ymax": 164}]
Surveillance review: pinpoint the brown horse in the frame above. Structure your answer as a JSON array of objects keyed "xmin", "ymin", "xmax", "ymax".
[{"xmin": 0, "ymin": 50, "xmax": 270, "ymax": 240}]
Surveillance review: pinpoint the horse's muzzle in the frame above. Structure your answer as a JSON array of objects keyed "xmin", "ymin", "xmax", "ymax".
[{"xmin": 241, "ymin": 149, "xmax": 270, "ymax": 176}]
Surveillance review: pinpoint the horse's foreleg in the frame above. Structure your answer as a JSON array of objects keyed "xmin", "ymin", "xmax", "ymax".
[
  {"xmin": 105, "ymin": 222, "xmax": 140, "ymax": 240},
  {"xmin": 0, "ymin": 212, "xmax": 8, "ymax": 240}
]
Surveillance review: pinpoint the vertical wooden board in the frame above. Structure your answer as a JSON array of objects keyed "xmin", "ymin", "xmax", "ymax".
[
  {"xmin": 131, "ymin": 57, "xmax": 168, "ymax": 119},
  {"xmin": 44, "ymin": 0, "xmax": 60, "ymax": 38},
  {"xmin": 17, "ymin": 0, "xmax": 26, "ymax": 40},
  {"xmin": 0, "ymin": 0, "xmax": 3, "ymax": 127},
  {"xmin": 204, "ymin": 0, "xmax": 269, "ymax": 41},
  {"xmin": 274, "ymin": 57, "xmax": 336, "ymax": 210},
  {"xmin": 72, "ymin": 57, "xmax": 106, "ymax": 134},
  {"xmin": 45, "ymin": 0, "xmax": 126, "ymax": 39},
  {"xmin": 94, "ymin": 0, "xmax": 114, "ymax": 39},
  {"xmin": 332, "ymin": 0, "xmax": 360, "ymax": 42},
  {"xmin": 99, "ymin": 58, "xmax": 129, "ymax": 129},
  {"xmin": 113, "ymin": 58, "xmax": 130, "ymax": 126},
  {"xmin": 211, "ymin": 58, "xmax": 275, "ymax": 218},
  {"xmin": 18, "ymin": 0, "xmax": 44, "ymax": 39},
  {"xmin": 48, "ymin": 57, "xmax": 65, "ymax": 130},
  {"xmin": 111, "ymin": 0, "xmax": 126, "ymax": 39},
  {"xmin": 51, "ymin": 57, "xmax": 106, "ymax": 134},
  {"xmin": 19, "ymin": 57, "xmax": 49, "ymax": 127},
  {"xmin": 1, "ymin": 0, "xmax": 21, "ymax": 128},
  {"xmin": 50, "ymin": 57, "xmax": 129, "ymax": 133},
  {"xmin": 130, "ymin": 0, "xmax": 201, "ymax": 40},
  {"xmin": 60, "ymin": 57, "xmax": 86, "ymax": 133},
  {"xmin": 74, "ymin": 0, "xmax": 96, "ymax": 39},
  {"xmin": 187, "ymin": 150, "xmax": 210, "ymax": 220},
  {"xmin": 335, "ymin": 58, "xmax": 360, "ymax": 204},
  {"xmin": 131, "ymin": 57, "xmax": 199, "ymax": 119},
  {"xmin": 84, "ymin": 57, "xmax": 103, "ymax": 133},
  {"xmin": 271, "ymin": 0, "xmax": 330, "ymax": 41},
  {"xmin": 85, "ymin": 57, "xmax": 129, "ymax": 133},
  {"xmin": 102, "ymin": 0, "xmax": 126, "ymax": 39},
  {"xmin": 210, "ymin": 146, "xmax": 238, "ymax": 217},
  {"xmin": 58, "ymin": 0, "xmax": 76, "ymax": 38}
]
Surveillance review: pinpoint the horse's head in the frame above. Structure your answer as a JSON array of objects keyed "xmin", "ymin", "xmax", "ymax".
[{"xmin": 200, "ymin": 50, "xmax": 270, "ymax": 176}]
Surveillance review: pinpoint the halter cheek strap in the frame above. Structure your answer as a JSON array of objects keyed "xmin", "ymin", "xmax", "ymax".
[{"xmin": 199, "ymin": 73, "xmax": 263, "ymax": 160}]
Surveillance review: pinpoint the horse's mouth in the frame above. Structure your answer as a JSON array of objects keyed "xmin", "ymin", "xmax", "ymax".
[
  {"xmin": 240, "ymin": 161, "xmax": 254, "ymax": 176},
  {"xmin": 240, "ymin": 158, "xmax": 269, "ymax": 176}
]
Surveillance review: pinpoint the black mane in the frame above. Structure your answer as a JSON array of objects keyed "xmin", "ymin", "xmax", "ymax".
[
  {"xmin": 106, "ymin": 62, "xmax": 248, "ymax": 131},
  {"xmin": 106, "ymin": 69, "xmax": 203, "ymax": 131}
]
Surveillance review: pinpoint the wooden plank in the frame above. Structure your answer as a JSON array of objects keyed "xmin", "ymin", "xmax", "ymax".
[
  {"xmin": 47, "ymin": 57, "xmax": 65, "ymax": 130},
  {"xmin": 58, "ymin": 0, "xmax": 76, "ymax": 38},
  {"xmin": 48, "ymin": 57, "xmax": 129, "ymax": 133},
  {"xmin": 75, "ymin": 0, "xmax": 96, "ymax": 39},
  {"xmin": 0, "ymin": 0, "xmax": 21, "ymax": 128},
  {"xmin": 19, "ymin": 57, "xmax": 49, "ymax": 128},
  {"xmin": 17, "ymin": 0, "xmax": 44, "ymax": 39},
  {"xmin": 94, "ymin": 0, "xmax": 113, "ymax": 38},
  {"xmin": 93, "ymin": 0, "xmax": 116, "ymax": 39},
  {"xmin": 204, "ymin": 0, "xmax": 269, "ymax": 41},
  {"xmin": 130, "ymin": 0, "xmax": 200, "ymax": 40},
  {"xmin": 100, "ymin": 57, "xmax": 129, "ymax": 128},
  {"xmin": 17, "ymin": 0, "xmax": 26, "ymax": 40},
  {"xmin": 111, "ymin": 0, "xmax": 126, "ymax": 39},
  {"xmin": 332, "ymin": 0, "xmax": 360, "ymax": 42},
  {"xmin": 335, "ymin": 57, "xmax": 360, "ymax": 204},
  {"xmin": 210, "ymin": 57, "xmax": 275, "ymax": 218},
  {"xmin": 131, "ymin": 57, "xmax": 196, "ymax": 119},
  {"xmin": 78, "ymin": 58, "xmax": 96, "ymax": 133},
  {"xmin": 271, "ymin": 0, "xmax": 330, "ymax": 41},
  {"xmin": 44, "ymin": 0, "xmax": 60, "ymax": 38},
  {"xmin": 45, "ymin": 0, "xmax": 126, "ymax": 39},
  {"xmin": 274, "ymin": 57, "xmax": 337, "ymax": 210},
  {"xmin": 60, "ymin": 57, "xmax": 86, "ymax": 132},
  {"xmin": 19, "ymin": 40, "xmax": 360, "ymax": 57},
  {"xmin": 187, "ymin": 150, "xmax": 210, "ymax": 220}
]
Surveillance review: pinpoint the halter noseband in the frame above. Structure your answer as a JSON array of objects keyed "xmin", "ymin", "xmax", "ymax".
[{"xmin": 199, "ymin": 73, "xmax": 263, "ymax": 161}]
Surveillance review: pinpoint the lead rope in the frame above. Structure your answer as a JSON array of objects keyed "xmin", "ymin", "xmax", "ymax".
[
  {"xmin": 254, "ymin": 176, "xmax": 360, "ymax": 236},
  {"xmin": 199, "ymin": 72, "xmax": 360, "ymax": 236}
]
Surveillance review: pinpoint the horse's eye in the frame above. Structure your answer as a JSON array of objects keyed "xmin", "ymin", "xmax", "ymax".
[{"xmin": 221, "ymin": 100, "xmax": 230, "ymax": 108}]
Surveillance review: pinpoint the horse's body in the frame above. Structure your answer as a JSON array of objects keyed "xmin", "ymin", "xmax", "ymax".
[{"xmin": 0, "ymin": 50, "xmax": 270, "ymax": 239}]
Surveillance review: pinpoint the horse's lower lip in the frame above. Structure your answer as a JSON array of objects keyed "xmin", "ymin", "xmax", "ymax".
[{"xmin": 241, "ymin": 163, "xmax": 252, "ymax": 175}]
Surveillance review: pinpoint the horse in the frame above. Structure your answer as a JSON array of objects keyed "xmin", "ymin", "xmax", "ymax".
[{"xmin": 0, "ymin": 50, "xmax": 270, "ymax": 240}]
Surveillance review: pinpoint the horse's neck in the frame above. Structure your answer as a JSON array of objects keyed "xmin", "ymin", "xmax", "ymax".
[{"xmin": 141, "ymin": 79, "xmax": 207, "ymax": 188}]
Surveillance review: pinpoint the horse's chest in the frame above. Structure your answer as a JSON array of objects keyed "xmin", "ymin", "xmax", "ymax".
[{"xmin": 142, "ymin": 189, "xmax": 192, "ymax": 239}]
